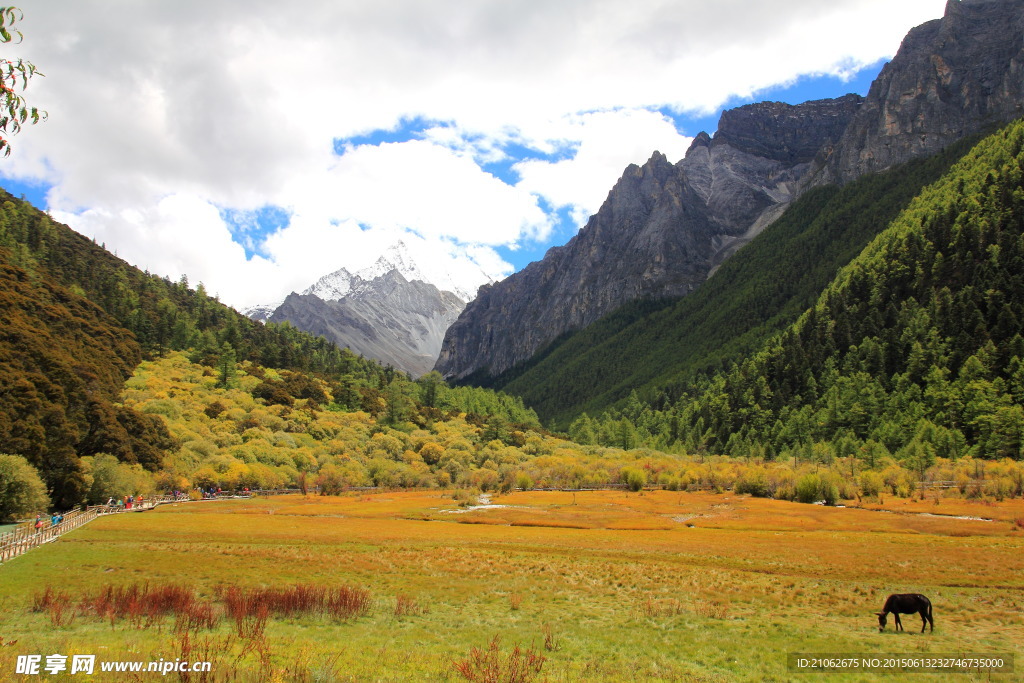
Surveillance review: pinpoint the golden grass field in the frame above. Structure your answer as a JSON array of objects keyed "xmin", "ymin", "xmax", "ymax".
[{"xmin": 1, "ymin": 490, "xmax": 1022, "ymax": 682}]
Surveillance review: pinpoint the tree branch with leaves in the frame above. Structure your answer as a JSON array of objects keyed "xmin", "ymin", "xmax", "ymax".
[{"xmin": 0, "ymin": 6, "xmax": 45, "ymax": 156}]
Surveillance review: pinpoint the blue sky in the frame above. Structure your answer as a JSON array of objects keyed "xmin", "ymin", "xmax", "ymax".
[{"xmin": 0, "ymin": 1, "xmax": 945, "ymax": 308}]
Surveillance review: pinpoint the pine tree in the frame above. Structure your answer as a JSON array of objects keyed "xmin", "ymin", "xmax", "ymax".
[{"xmin": 218, "ymin": 342, "xmax": 237, "ymax": 388}]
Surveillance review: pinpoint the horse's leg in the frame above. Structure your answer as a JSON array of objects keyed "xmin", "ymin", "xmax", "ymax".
[
  {"xmin": 920, "ymin": 610, "xmax": 927, "ymax": 633},
  {"xmin": 894, "ymin": 614, "xmax": 903, "ymax": 632}
]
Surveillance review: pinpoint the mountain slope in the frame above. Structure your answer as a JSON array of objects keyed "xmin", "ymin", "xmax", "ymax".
[
  {"xmin": 250, "ymin": 241, "xmax": 472, "ymax": 376},
  {"xmin": 0, "ymin": 256, "xmax": 173, "ymax": 508},
  {"xmin": 0, "ymin": 191, "xmax": 363, "ymax": 378},
  {"xmin": 492, "ymin": 134, "xmax": 983, "ymax": 426},
  {"xmin": 668, "ymin": 118, "xmax": 1024, "ymax": 458},
  {"xmin": 0, "ymin": 190, "xmax": 388, "ymax": 505}
]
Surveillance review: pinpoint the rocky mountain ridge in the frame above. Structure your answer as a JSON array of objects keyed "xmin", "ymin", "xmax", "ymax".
[
  {"xmin": 269, "ymin": 268, "xmax": 465, "ymax": 377},
  {"xmin": 819, "ymin": 0, "xmax": 1024, "ymax": 185},
  {"xmin": 246, "ymin": 242, "xmax": 469, "ymax": 376},
  {"xmin": 435, "ymin": 95, "xmax": 862, "ymax": 380},
  {"xmin": 436, "ymin": 0, "xmax": 1024, "ymax": 382}
]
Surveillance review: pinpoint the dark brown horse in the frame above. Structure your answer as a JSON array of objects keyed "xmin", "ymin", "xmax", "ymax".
[{"xmin": 876, "ymin": 593, "xmax": 933, "ymax": 633}]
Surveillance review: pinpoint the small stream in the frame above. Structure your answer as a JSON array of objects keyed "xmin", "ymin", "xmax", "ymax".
[{"xmin": 847, "ymin": 505, "xmax": 995, "ymax": 522}]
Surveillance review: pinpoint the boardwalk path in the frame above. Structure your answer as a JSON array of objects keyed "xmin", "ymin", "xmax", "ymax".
[
  {"xmin": 0, "ymin": 491, "xmax": 303, "ymax": 564},
  {"xmin": 0, "ymin": 490, "xmax": 306, "ymax": 564},
  {"xmin": 0, "ymin": 496, "xmax": 182, "ymax": 564}
]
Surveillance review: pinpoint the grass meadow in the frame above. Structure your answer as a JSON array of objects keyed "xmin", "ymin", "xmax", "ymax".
[{"xmin": 1, "ymin": 490, "xmax": 1022, "ymax": 682}]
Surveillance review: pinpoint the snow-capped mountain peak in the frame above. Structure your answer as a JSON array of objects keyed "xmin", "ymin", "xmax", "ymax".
[
  {"xmin": 355, "ymin": 241, "xmax": 426, "ymax": 284},
  {"xmin": 242, "ymin": 300, "xmax": 283, "ymax": 324},
  {"xmin": 302, "ymin": 267, "xmax": 354, "ymax": 301},
  {"xmin": 245, "ymin": 239, "xmax": 498, "ymax": 320}
]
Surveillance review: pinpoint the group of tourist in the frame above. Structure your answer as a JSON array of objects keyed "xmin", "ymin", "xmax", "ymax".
[
  {"xmin": 33, "ymin": 512, "xmax": 64, "ymax": 532},
  {"xmin": 103, "ymin": 494, "xmax": 145, "ymax": 511}
]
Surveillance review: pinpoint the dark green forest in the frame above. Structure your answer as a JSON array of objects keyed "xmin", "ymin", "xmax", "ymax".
[{"xmin": 567, "ymin": 120, "xmax": 1024, "ymax": 464}]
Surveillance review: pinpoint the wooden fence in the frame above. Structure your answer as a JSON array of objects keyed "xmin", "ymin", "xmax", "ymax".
[
  {"xmin": 0, "ymin": 495, "xmax": 177, "ymax": 564},
  {"xmin": 915, "ymin": 480, "xmax": 990, "ymax": 490}
]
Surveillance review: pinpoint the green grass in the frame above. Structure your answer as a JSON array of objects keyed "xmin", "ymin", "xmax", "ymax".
[{"xmin": 1, "ymin": 492, "xmax": 1021, "ymax": 682}]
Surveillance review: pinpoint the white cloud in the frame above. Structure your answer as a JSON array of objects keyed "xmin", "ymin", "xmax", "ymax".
[
  {"xmin": 294, "ymin": 139, "xmax": 553, "ymax": 245},
  {"xmin": 513, "ymin": 110, "xmax": 694, "ymax": 223},
  {"xmin": 5, "ymin": 0, "xmax": 948, "ymax": 308}
]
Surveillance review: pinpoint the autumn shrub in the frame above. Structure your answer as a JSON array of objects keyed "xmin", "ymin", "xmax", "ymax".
[
  {"xmin": 711, "ymin": 463, "xmax": 738, "ymax": 491},
  {"xmin": 142, "ymin": 398, "xmax": 183, "ymax": 420},
  {"xmin": 694, "ymin": 599, "xmax": 729, "ymax": 620},
  {"xmin": 204, "ymin": 401, "xmax": 227, "ymax": 419},
  {"xmin": 325, "ymin": 585, "xmax": 373, "ymax": 621},
  {"xmin": 174, "ymin": 600, "xmax": 219, "ymax": 634},
  {"xmin": 220, "ymin": 584, "xmax": 372, "ymax": 623},
  {"xmin": 734, "ymin": 467, "xmax": 771, "ymax": 497},
  {"xmin": 859, "ymin": 470, "xmax": 885, "ymax": 497},
  {"xmin": 452, "ymin": 489, "xmax": 478, "ymax": 507},
  {"xmin": 769, "ymin": 468, "xmax": 796, "ymax": 501},
  {"xmin": 452, "ymin": 636, "xmax": 546, "ymax": 683},
  {"xmin": 393, "ymin": 594, "xmax": 426, "ymax": 618},
  {"xmin": 795, "ymin": 472, "xmax": 839, "ymax": 505},
  {"xmin": 621, "ymin": 467, "xmax": 647, "ymax": 492},
  {"xmin": 419, "ymin": 442, "xmax": 445, "ymax": 465},
  {"xmin": 795, "ymin": 473, "xmax": 821, "ymax": 504},
  {"xmin": 316, "ymin": 464, "xmax": 347, "ymax": 495},
  {"xmin": 986, "ymin": 476, "xmax": 1015, "ymax": 501},
  {"xmin": 77, "ymin": 582, "xmax": 197, "ymax": 629},
  {"xmin": 32, "ymin": 587, "xmax": 75, "ymax": 626},
  {"xmin": 541, "ymin": 624, "xmax": 560, "ymax": 652},
  {"xmin": 471, "ymin": 467, "xmax": 501, "ymax": 492},
  {"xmin": 640, "ymin": 598, "xmax": 685, "ymax": 618},
  {"xmin": 679, "ymin": 468, "xmax": 700, "ymax": 491},
  {"xmin": 881, "ymin": 461, "xmax": 914, "ymax": 497},
  {"xmin": 834, "ymin": 471, "xmax": 858, "ymax": 500},
  {"xmin": 774, "ymin": 481, "xmax": 796, "ymax": 501},
  {"xmin": 820, "ymin": 471, "xmax": 842, "ymax": 505},
  {"xmin": 953, "ymin": 467, "xmax": 973, "ymax": 494},
  {"xmin": 656, "ymin": 472, "xmax": 681, "ymax": 490},
  {"xmin": 252, "ymin": 380, "xmax": 294, "ymax": 407}
]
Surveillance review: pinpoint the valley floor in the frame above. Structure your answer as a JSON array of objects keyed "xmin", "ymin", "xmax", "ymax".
[{"xmin": 1, "ymin": 490, "xmax": 1021, "ymax": 682}]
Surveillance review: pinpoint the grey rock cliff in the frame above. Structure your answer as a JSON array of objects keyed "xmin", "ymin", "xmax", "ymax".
[
  {"xmin": 818, "ymin": 0, "xmax": 1024, "ymax": 184},
  {"xmin": 435, "ymin": 96, "xmax": 860, "ymax": 380}
]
